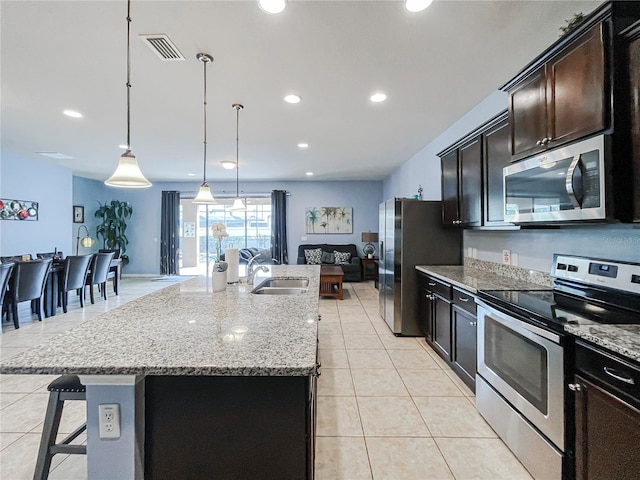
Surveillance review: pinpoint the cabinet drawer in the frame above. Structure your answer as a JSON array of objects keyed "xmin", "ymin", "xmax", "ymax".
[
  {"xmin": 425, "ymin": 276, "xmax": 452, "ymax": 300},
  {"xmin": 453, "ymin": 287, "xmax": 476, "ymax": 315}
]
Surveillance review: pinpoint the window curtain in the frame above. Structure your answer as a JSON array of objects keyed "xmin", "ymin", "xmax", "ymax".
[
  {"xmin": 271, "ymin": 190, "xmax": 288, "ymax": 265},
  {"xmin": 160, "ymin": 191, "xmax": 180, "ymax": 275}
]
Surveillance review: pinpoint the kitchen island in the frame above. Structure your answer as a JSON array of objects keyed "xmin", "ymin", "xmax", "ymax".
[{"xmin": 0, "ymin": 265, "xmax": 321, "ymax": 480}]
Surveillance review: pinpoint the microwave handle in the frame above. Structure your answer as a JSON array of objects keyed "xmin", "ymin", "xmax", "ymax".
[{"xmin": 565, "ymin": 154, "xmax": 582, "ymax": 208}]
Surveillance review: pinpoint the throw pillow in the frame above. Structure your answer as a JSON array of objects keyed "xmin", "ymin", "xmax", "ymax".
[
  {"xmin": 321, "ymin": 251, "xmax": 335, "ymax": 264},
  {"xmin": 304, "ymin": 248, "xmax": 323, "ymax": 265},
  {"xmin": 333, "ymin": 251, "xmax": 351, "ymax": 265}
]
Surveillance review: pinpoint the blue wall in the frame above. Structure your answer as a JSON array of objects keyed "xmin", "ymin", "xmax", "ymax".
[
  {"xmin": 0, "ymin": 154, "xmax": 73, "ymax": 257},
  {"xmin": 72, "ymin": 179, "xmax": 383, "ymax": 274}
]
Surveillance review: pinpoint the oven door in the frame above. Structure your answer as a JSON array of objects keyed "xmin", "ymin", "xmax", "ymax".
[{"xmin": 477, "ymin": 301, "xmax": 565, "ymax": 450}]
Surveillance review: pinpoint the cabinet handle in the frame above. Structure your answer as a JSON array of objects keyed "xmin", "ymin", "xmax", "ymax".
[
  {"xmin": 536, "ymin": 139, "xmax": 543, "ymax": 146},
  {"xmin": 568, "ymin": 383, "xmax": 583, "ymax": 392},
  {"xmin": 469, "ymin": 321, "xmax": 477, "ymax": 327},
  {"xmin": 458, "ymin": 297, "xmax": 469, "ymax": 302},
  {"xmin": 604, "ymin": 367, "xmax": 635, "ymax": 385},
  {"xmin": 428, "ymin": 282, "xmax": 437, "ymax": 287},
  {"xmin": 542, "ymin": 137, "xmax": 550, "ymax": 145}
]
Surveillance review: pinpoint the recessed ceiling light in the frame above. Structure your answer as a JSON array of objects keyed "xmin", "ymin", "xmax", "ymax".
[
  {"xmin": 221, "ymin": 161, "xmax": 237, "ymax": 170},
  {"xmin": 405, "ymin": 0, "xmax": 433, "ymax": 13},
  {"xmin": 187, "ymin": 173, "xmax": 196, "ymax": 177},
  {"xmin": 259, "ymin": 0, "xmax": 286, "ymax": 14},
  {"xmin": 37, "ymin": 152, "xmax": 74, "ymax": 159},
  {"xmin": 306, "ymin": 171, "xmax": 314, "ymax": 176},
  {"xmin": 370, "ymin": 93, "xmax": 387, "ymax": 103},
  {"xmin": 119, "ymin": 144, "xmax": 129, "ymax": 149},
  {"xmin": 298, "ymin": 143, "xmax": 309, "ymax": 149},
  {"xmin": 284, "ymin": 94, "xmax": 301, "ymax": 104},
  {"xmin": 63, "ymin": 110, "xmax": 83, "ymax": 118}
]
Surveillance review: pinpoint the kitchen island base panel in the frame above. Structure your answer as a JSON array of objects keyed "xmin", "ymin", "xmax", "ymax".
[{"xmin": 145, "ymin": 375, "xmax": 315, "ymax": 480}]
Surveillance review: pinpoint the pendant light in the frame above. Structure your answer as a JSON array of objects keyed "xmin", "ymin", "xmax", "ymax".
[
  {"xmin": 230, "ymin": 104, "xmax": 246, "ymax": 211},
  {"xmin": 192, "ymin": 53, "xmax": 217, "ymax": 204},
  {"xmin": 105, "ymin": 0, "xmax": 152, "ymax": 188}
]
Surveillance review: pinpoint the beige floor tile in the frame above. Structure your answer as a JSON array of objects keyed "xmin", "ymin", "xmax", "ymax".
[
  {"xmin": 318, "ymin": 349, "xmax": 350, "ymax": 369},
  {"xmin": 0, "ymin": 374, "xmax": 55, "ymax": 394},
  {"xmin": 319, "ymin": 313, "xmax": 340, "ymax": 323},
  {"xmin": 413, "ymin": 397, "xmax": 497, "ymax": 438},
  {"xmin": 397, "ymin": 369, "xmax": 465, "ymax": 397},
  {"xmin": 379, "ymin": 335, "xmax": 423, "ymax": 350},
  {"xmin": 443, "ymin": 367, "xmax": 475, "ymax": 397},
  {"xmin": 0, "ymin": 393, "xmax": 48, "ymax": 433},
  {"xmin": 319, "ymin": 321, "xmax": 343, "ymax": 335},
  {"xmin": 357, "ymin": 397, "xmax": 429, "ymax": 436},
  {"xmin": 436, "ymin": 438, "xmax": 532, "ymax": 479},
  {"xmin": 340, "ymin": 322, "xmax": 376, "ymax": 335},
  {"xmin": 340, "ymin": 314, "xmax": 372, "ymax": 323},
  {"xmin": 314, "ymin": 436, "xmax": 372, "ymax": 480},
  {"xmin": 343, "ymin": 334, "xmax": 384, "ymax": 350},
  {"xmin": 316, "ymin": 396, "xmax": 363, "ymax": 436},
  {"xmin": 318, "ymin": 334, "xmax": 345, "ymax": 350},
  {"xmin": 387, "ymin": 349, "xmax": 441, "ymax": 370},
  {"xmin": 48, "ymin": 451, "xmax": 87, "ymax": 480},
  {"xmin": 351, "ymin": 369, "xmax": 408, "ymax": 396},
  {"xmin": 366, "ymin": 437, "xmax": 454, "ymax": 480},
  {"xmin": 371, "ymin": 320, "xmax": 393, "ymax": 335},
  {"xmin": 337, "ymin": 306, "xmax": 366, "ymax": 316},
  {"xmin": 0, "ymin": 393, "xmax": 26, "ymax": 411},
  {"xmin": 56, "ymin": 399, "xmax": 86, "ymax": 435},
  {"xmin": 318, "ymin": 368, "xmax": 355, "ymax": 396},
  {"xmin": 0, "ymin": 433, "xmax": 23, "ymax": 451},
  {"xmin": 346, "ymin": 350, "xmax": 394, "ymax": 369},
  {"xmin": 0, "ymin": 432, "xmax": 65, "ymax": 479}
]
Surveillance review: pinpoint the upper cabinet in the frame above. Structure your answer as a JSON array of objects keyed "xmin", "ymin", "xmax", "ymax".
[
  {"xmin": 503, "ymin": 1, "xmax": 640, "ymax": 162},
  {"xmin": 624, "ymin": 20, "xmax": 640, "ymax": 222},
  {"xmin": 508, "ymin": 25, "xmax": 606, "ymax": 160},
  {"xmin": 439, "ymin": 112, "xmax": 511, "ymax": 228}
]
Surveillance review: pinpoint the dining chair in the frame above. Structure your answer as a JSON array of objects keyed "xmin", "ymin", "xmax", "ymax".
[
  {"xmin": 85, "ymin": 252, "xmax": 115, "ymax": 304},
  {"xmin": 0, "ymin": 262, "xmax": 15, "ymax": 325},
  {"xmin": 4, "ymin": 258, "xmax": 52, "ymax": 328},
  {"xmin": 1, "ymin": 254, "xmax": 33, "ymax": 263},
  {"xmin": 37, "ymin": 251, "xmax": 63, "ymax": 260},
  {"xmin": 58, "ymin": 255, "xmax": 93, "ymax": 313},
  {"xmin": 98, "ymin": 248, "xmax": 120, "ymax": 259}
]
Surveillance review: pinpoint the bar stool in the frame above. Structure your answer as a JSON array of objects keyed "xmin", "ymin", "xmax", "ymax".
[{"xmin": 34, "ymin": 375, "xmax": 87, "ymax": 480}]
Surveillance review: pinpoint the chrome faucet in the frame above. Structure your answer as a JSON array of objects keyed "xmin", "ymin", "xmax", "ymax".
[
  {"xmin": 246, "ymin": 265, "xmax": 269, "ymax": 285},
  {"xmin": 246, "ymin": 252, "xmax": 264, "ymax": 273}
]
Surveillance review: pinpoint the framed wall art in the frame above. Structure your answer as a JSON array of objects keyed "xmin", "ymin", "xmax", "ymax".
[
  {"xmin": 0, "ymin": 198, "xmax": 39, "ymax": 221},
  {"xmin": 73, "ymin": 205, "xmax": 85, "ymax": 223},
  {"xmin": 305, "ymin": 207, "xmax": 352, "ymax": 234}
]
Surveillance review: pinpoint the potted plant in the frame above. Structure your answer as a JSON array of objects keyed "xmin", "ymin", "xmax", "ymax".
[{"xmin": 95, "ymin": 200, "xmax": 133, "ymax": 268}]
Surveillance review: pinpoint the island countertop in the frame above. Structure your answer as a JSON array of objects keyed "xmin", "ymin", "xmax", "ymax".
[{"xmin": 0, "ymin": 265, "xmax": 321, "ymax": 377}]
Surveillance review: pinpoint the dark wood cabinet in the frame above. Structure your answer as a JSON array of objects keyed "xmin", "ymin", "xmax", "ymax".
[
  {"xmin": 433, "ymin": 294, "xmax": 452, "ymax": 362},
  {"xmin": 451, "ymin": 287, "xmax": 477, "ymax": 391},
  {"xmin": 441, "ymin": 150, "xmax": 460, "ymax": 226},
  {"xmin": 482, "ymin": 116, "xmax": 510, "ymax": 225},
  {"xmin": 417, "ymin": 272, "xmax": 453, "ymax": 362},
  {"xmin": 625, "ymin": 21, "xmax": 640, "ymax": 221},
  {"xmin": 507, "ymin": 23, "xmax": 607, "ymax": 161}
]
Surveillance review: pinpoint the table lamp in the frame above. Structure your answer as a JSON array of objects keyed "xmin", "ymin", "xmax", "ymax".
[{"xmin": 361, "ymin": 232, "xmax": 378, "ymax": 258}]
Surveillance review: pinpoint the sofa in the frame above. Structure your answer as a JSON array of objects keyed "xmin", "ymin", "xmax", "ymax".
[
  {"xmin": 221, "ymin": 247, "xmax": 276, "ymax": 265},
  {"xmin": 296, "ymin": 244, "xmax": 362, "ymax": 282}
]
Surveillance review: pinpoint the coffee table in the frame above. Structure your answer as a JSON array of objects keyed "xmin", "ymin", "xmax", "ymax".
[{"xmin": 319, "ymin": 265, "xmax": 344, "ymax": 300}]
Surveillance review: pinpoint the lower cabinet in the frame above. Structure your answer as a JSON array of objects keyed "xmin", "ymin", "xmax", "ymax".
[{"xmin": 417, "ymin": 272, "xmax": 477, "ymax": 392}]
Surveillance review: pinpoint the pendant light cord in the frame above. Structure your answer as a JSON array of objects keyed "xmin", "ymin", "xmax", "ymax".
[
  {"xmin": 236, "ymin": 106, "xmax": 239, "ymax": 197},
  {"xmin": 203, "ymin": 57, "xmax": 208, "ymax": 184},
  {"xmin": 126, "ymin": 0, "xmax": 132, "ymax": 150}
]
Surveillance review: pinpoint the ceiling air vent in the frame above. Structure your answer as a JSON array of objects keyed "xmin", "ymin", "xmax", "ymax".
[{"xmin": 139, "ymin": 34, "xmax": 185, "ymax": 61}]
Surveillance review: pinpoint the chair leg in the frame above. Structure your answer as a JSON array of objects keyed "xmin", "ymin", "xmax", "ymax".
[
  {"xmin": 90, "ymin": 285, "xmax": 95, "ymax": 304},
  {"xmin": 12, "ymin": 303, "xmax": 19, "ymax": 329},
  {"xmin": 79, "ymin": 289, "xmax": 84, "ymax": 308},
  {"xmin": 34, "ymin": 391, "xmax": 64, "ymax": 480},
  {"xmin": 62, "ymin": 292, "xmax": 68, "ymax": 314},
  {"xmin": 37, "ymin": 297, "xmax": 44, "ymax": 321},
  {"xmin": 101, "ymin": 282, "xmax": 107, "ymax": 301}
]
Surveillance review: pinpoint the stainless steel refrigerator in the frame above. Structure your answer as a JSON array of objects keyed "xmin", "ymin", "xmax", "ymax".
[{"xmin": 379, "ymin": 199, "xmax": 462, "ymax": 336}]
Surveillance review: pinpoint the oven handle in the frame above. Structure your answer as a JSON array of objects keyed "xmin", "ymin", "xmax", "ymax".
[{"xmin": 476, "ymin": 299, "xmax": 561, "ymax": 344}]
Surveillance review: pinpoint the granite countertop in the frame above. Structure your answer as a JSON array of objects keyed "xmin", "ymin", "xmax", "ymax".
[
  {"xmin": 0, "ymin": 265, "xmax": 320, "ymax": 377},
  {"xmin": 565, "ymin": 323, "xmax": 640, "ymax": 363},
  {"xmin": 415, "ymin": 263, "xmax": 551, "ymax": 293}
]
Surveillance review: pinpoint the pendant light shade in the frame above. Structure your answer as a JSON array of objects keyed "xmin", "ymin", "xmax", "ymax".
[
  {"xmin": 105, "ymin": 0, "xmax": 152, "ymax": 188},
  {"xmin": 192, "ymin": 53, "xmax": 216, "ymax": 204},
  {"xmin": 229, "ymin": 103, "xmax": 246, "ymax": 212}
]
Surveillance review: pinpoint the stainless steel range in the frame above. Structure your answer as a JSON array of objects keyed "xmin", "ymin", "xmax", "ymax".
[{"xmin": 476, "ymin": 254, "xmax": 640, "ymax": 480}]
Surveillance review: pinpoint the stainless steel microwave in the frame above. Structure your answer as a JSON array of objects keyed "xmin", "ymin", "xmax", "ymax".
[{"xmin": 503, "ymin": 135, "xmax": 606, "ymax": 223}]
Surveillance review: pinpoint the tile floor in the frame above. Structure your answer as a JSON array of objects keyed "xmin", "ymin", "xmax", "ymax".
[{"xmin": 0, "ymin": 278, "xmax": 532, "ymax": 479}]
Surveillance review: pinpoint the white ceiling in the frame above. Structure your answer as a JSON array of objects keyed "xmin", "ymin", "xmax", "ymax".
[{"xmin": 1, "ymin": 0, "xmax": 602, "ymax": 184}]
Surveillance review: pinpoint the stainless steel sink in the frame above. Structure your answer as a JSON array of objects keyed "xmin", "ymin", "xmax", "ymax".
[{"xmin": 251, "ymin": 277, "xmax": 309, "ymax": 295}]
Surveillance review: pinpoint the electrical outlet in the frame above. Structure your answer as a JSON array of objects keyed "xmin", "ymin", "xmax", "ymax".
[
  {"xmin": 502, "ymin": 250, "xmax": 511, "ymax": 265},
  {"xmin": 301, "ymin": 236, "xmax": 307, "ymax": 241},
  {"xmin": 99, "ymin": 404, "xmax": 121, "ymax": 439}
]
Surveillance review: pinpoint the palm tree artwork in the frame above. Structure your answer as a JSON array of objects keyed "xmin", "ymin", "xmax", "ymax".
[{"xmin": 305, "ymin": 206, "xmax": 352, "ymax": 233}]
